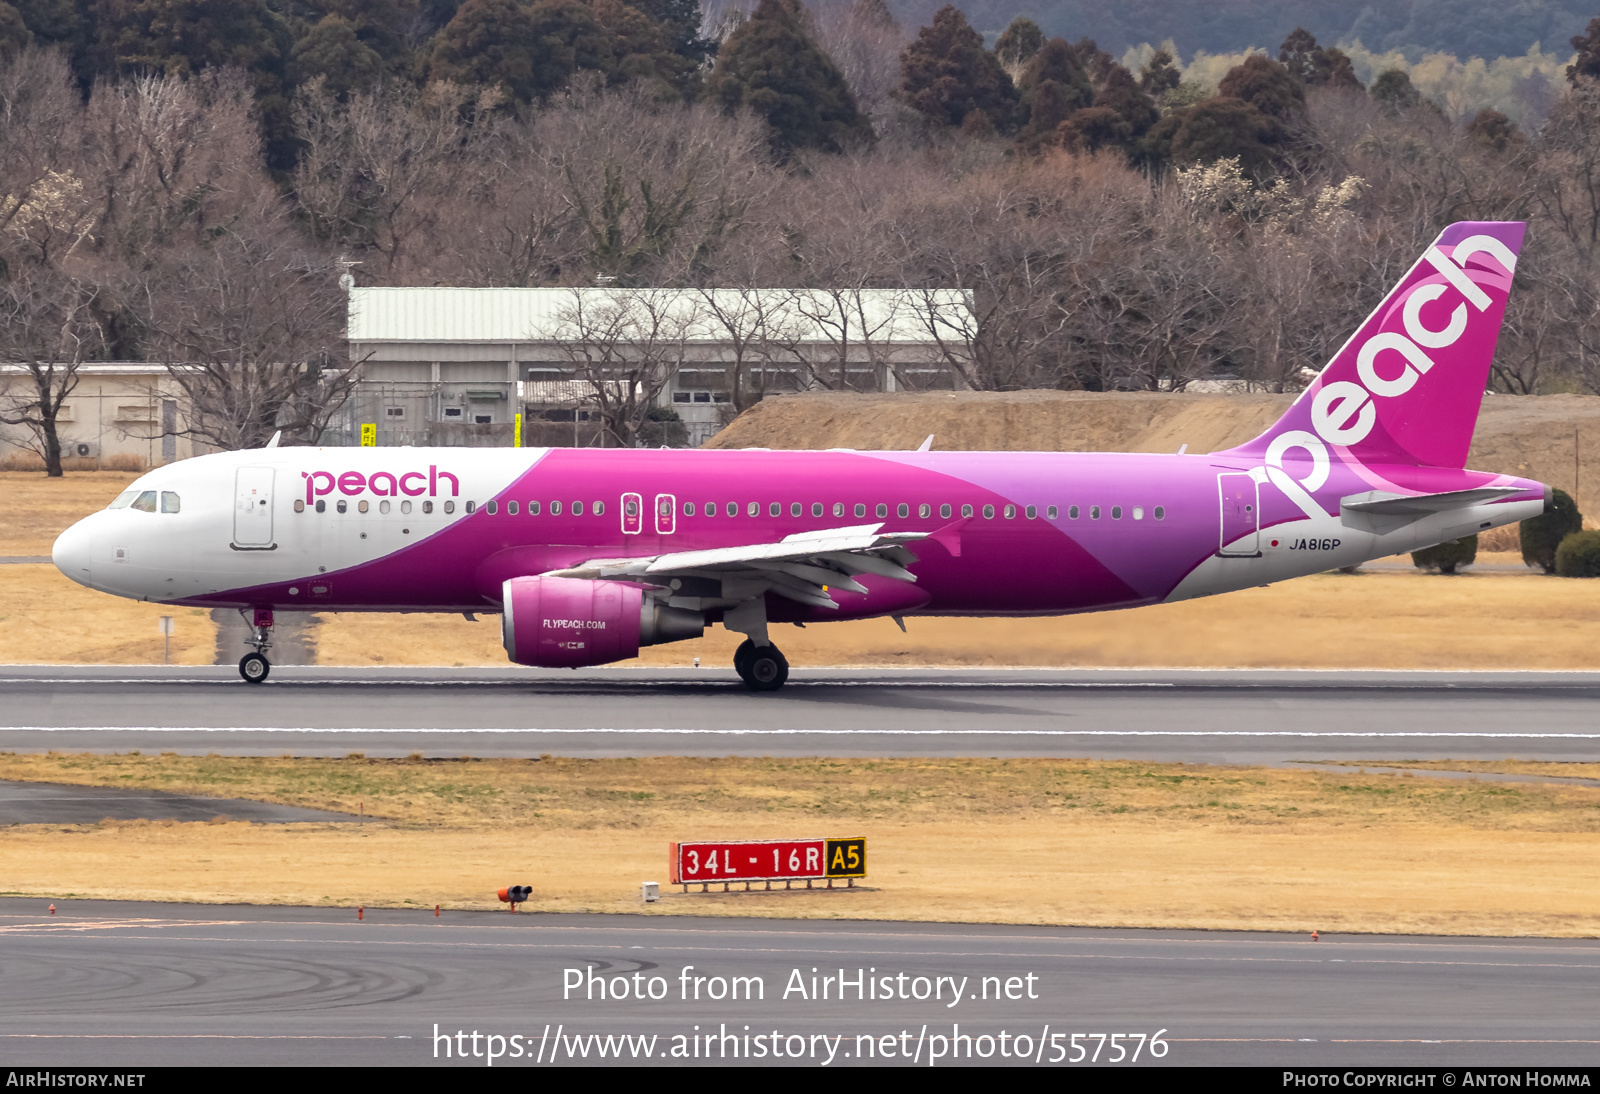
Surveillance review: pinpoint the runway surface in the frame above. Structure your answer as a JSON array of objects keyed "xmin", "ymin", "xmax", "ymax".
[
  {"xmin": 1, "ymin": 899, "xmax": 1596, "ymax": 1067},
  {"xmin": 0, "ymin": 779, "xmax": 355, "ymax": 824},
  {"xmin": 2, "ymin": 666, "xmax": 1599, "ymax": 764}
]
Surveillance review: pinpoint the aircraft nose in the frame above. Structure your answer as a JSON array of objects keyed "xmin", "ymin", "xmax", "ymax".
[{"xmin": 52, "ymin": 518, "xmax": 95, "ymax": 584}]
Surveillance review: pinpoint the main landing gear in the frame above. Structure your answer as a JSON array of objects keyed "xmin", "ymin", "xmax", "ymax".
[
  {"xmin": 733, "ymin": 639, "xmax": 788, "ymax": 691},
  {"xmin": 238, "ymin": 607, "xmax": 274, "ymax": 684}
]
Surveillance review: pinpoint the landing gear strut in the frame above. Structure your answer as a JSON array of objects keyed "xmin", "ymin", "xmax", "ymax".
[
  {"xmin": 238, "ymin": 607, "xmax": 273, "ymax": 684},
  {"xmin": 733, "ymin": 639, "xmax": 788, "ymax": 691}
]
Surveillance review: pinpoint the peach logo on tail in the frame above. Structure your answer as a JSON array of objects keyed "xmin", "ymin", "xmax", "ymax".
[{"xmin": 1309, "ymin": 235, "xmax": 1518, "ymax": 449}]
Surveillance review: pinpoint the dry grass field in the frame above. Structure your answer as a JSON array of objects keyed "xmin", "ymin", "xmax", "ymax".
[
  {"xmin": 2, "ymin": 752, "xmax": 1598, "ymax": 935},
  {"xmin": 0, "ymin": 471, "xmax": 137, "ymax": 556}
]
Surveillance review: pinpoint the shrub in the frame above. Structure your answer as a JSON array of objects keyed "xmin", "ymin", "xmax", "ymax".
[
  {"xmin": 1522, "ymin": 487, "xmax": 1583, "ymax": 573},
  {"xmin": 1412, "ymin": 534, "xmax": 1477, "ymax": 573},
  {"xmin": 1555, "ymin": 530, "xmax": 1600, "ymax": 577}
]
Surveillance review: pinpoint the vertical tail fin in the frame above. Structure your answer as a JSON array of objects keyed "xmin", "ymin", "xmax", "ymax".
[{"xmin": 1219, "ymin": 221, "xmax": 1524, "ymax": 469}]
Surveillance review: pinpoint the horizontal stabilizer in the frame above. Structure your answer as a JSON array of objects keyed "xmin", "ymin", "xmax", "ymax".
[{"xmin": 1339, "ymin": 486, "xmax": 1523, "ymax": 534}]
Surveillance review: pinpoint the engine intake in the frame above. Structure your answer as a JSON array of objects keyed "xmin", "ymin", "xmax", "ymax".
[{"xmin": 501, "ymin": 576, "xmax": 704, "ymax": 668}]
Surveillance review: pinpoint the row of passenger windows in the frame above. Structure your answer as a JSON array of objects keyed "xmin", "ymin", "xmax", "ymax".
[
  {"xmin": 108, "ymin": 489, "xmax": 180, "ymax": 513},
  {"xmin": 292, "ymin": 496, "xmax": 1166, "ymax": 522}
]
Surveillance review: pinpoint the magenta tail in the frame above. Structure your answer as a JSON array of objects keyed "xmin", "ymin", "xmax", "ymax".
[{"xmin": 1219, "ymin": 221, "xmax": 1524, "ymax": 470}]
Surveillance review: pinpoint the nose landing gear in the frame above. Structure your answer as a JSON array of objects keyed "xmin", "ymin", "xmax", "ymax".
[
  {"xmin": 733, "ymin": 639, "xmax": 788, "ymax": 691},
  {"xmin": 238, "ymin": 607, "xmax": 274, "ymax": 684}
]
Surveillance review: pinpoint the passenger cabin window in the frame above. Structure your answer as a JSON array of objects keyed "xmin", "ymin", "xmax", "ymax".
[
  {"xmin": 315, "ymin": 499, "xmax": 326, "ymax": 513},
  {"xmin": 769, "ymin": 502, "xmax": 780, "ymax": 517},
  {"xmin": 160, "ymin": 492, "xmax": 180, "ymax": 513},
  {"xmin": 444, "ymin": 500, "xmax": 456, "ymax": 514},
  {"xmin": 1111, "ymin": 506, "xmax": 1122, "ymax": 520},
  {"xmin": 983, "ymin": 504, "xmax": 995, "ymax": 519},
  {"xmin": 570, "ymin": 501, "xmax": 581, "ymax": 515},
  {"xmin": 876, "ymin": 503, "xmax": 888, "ymax": 518},
  {"xmin": 791, "ymin": 503, "xmax": 801, "ymax": 517},
  {"xmin": 336, "ymin": 499, "xmax": 348, "ymax": 513},
  {"xmin": 747, "ymin": 502, "xmax": 759, "ymax": 516},
  {"xmin": 358, "ymin": 500, "xmax": 369, "ymax": 513},
  {"xmin": 1025, "ymin": 505, "xmax": 1036, "ymax": 519},
  {"xmin": 422, "ymin": 500, "xmax": 434, "ymax": 514},
  {"xmin": 550, "ymin": 502, "xmax": 562, "ymax": 515},
  {"xmin": 507, "ymin": 501, "xmax": 518, "ymax": 515},
  {"xmin": 1132, "ymin": 506, "xmax": 1144, "ymax": 520},
  {"xmin": 1003, "ymin": 504, "xmax": 1015, "ymax": 519},
  {"xmin": 294, "ymin": 499, "xmax": 306, "ymax": 513},
  {"xmin": 108, "ymin": 490, "xmax": 140, "ymax": 510},
  {"xmin": 380, "ymin": 500, "xmax": 391, "ymax": 514},
  {"xmin": 940, "ymin": 504, "xmax": 952, "ymax": 519},
  {"xmin": 918, "ymin": 504, "xmax": 930, "ymax": 518},
  {"xmin": 1090, "ymin": 505, "xmax": 1101, "ymax": 519},
  {"xmin": 961, "ymin": 504, "xmax": 973, "ymax": 518},
  {"xmin": 130, "ymin": 490, "xmax": 158, "ymax": 512},
  {"xmin": 812, "ymin": 503, "xmax": 823, "ymax": 517},
  {"xmin": 897, "ymin": 503, "xmax": 909, "ymax": 518},
  {"xmin": 854, "ymin": 503, "xmax": 866, "ymax": 518},
  {"xmin": 401, "ymin": 500, "xmax": 412, "ymax": 514},
  {"xmin": 594, "ymin": 501, "xmax": 605, "ymax": 516},
  {"xmin": 703, "ymin": 502, "xmax": 715, "ymax": 516},
  {"xmin": 684, "ymin": 502, "xmax": 696, "ymax": 516},
  {"xmin": 486, "ymin": 501, "xmax": 498, "ymax": 515},
  {"xmin": 1047, "ymin": 505, "xmax": 1058, "ymax": 519},
  {"xmin": 528, "ymin": 501, "xmax": 540, "ymax": 515},
  {"xmin": 834, "ymin": 503, "xmax": 845, "ymax": 517},
  {"xmin": 1154, "ymin": 506, "xmax": 1165, "ymax": 520},
  {"xmin": 1068, "ymin": 506, "xmax": 1079, "ymax": 519},
  {"xmin": 726, "ymin": 503, "xmax": 736, "ymax": 516}
]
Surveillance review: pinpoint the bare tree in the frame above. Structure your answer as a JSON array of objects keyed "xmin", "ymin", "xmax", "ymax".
[
  {"xmin": 138, "ymin": 200, "xmax": 355, "ymax": 450},
  {"xmin": 0, "ymin": 265, "xmax": 105, "ymax": 474},
  {"xmin": 554, "ymin": 288, "xmax": 702, "ymax": 447}
]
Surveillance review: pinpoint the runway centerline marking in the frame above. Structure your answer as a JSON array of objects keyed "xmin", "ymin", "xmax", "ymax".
[{"xmin": 7, "ymin": 726, "xmax": 1600, "ymax": 738}]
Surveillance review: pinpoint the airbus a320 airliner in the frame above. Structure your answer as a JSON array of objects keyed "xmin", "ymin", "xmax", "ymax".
[{"xmin": 53, "ymin": 221, "xmax": 1548, "ymax": 689}]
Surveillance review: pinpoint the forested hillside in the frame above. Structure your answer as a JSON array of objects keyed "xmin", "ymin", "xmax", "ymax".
[
  {"xmin": 902, "ymin": 0, "xmax": 1595, "ymax": 61},
  {"xmin": 5, "ymin": 0, "xmax": 1600, "ymax": 470}
]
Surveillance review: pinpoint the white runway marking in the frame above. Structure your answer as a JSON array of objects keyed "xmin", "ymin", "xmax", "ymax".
[{"xmin": 6, "ymin": 726, "xmax": 1600, "ymax": 737}]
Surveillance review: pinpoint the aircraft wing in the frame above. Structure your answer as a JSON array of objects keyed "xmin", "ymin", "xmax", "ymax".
[{"xmin": 543, "ymin": 523, "xmax": 926, "ymax": 610}]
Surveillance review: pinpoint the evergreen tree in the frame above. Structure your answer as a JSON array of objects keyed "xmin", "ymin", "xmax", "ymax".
[
  {"xmin": 1217, "ymin": 54, "xmax": 1304, "ymax": 122},
  {"xmin": 1139, "ymin": 47, "xmax": 1179, "ymax": 96},
  {"xmin": 1466, "ymin": 107, "xmax": 1520, "ymax": 152},
  {"xmin": 899, "ymin": 5, "xmax": 1017, "ymax": 132},
  {"xmin": 1142, "ymin": 95, "xmax": 1279, "ymax": 175},
  {"xmin": 428, "ymin": 0, "xmax": 544, "ymax": 101},
  {"xmin": 1278, "ymin": 27, "xmax": 1362, "ymax": 90},
  {"xmin": 1570, "ymin": 15, "xmax": 1600, "ymax": 83},
  {"xmin": 292, "ymin": 13, "xmax": 384, "ymax": 97},
  {"xmin": 706, "ymin": 0, "xmax": 872, "ymax": 156},
  {"xmin": 625, "ymin": 0, "xmax": 713, "ymax": 64},
  {"xmin": 993, "ymin": 15, "xmax": 1041, "ymax": 75},
  {"xmin": 1370, "ymin": 67, "xmax": 1422, "ymax": 112},
  {"xmin": 0, "ymin": 2, "xmax": 29, "ymax": 57},
  {"xmin": 12, "ymin": 0, "xmax": 75, "ymax": 44},
  {"xmin": 1015, "ymin": 37, "xmax": 1092, "ymax": 149}
]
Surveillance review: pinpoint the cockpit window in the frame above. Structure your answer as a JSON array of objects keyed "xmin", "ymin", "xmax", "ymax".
[
  {"xmin": 107, "ymin": 490, "xmax": 140, "ymax": 509},
  {"xmin": 160, "ymin": 491, "xmax": 180, "ymax": 513},
  {"xmin": 130, "ymin": 490, "xmax": 158, "ymax": 513}
]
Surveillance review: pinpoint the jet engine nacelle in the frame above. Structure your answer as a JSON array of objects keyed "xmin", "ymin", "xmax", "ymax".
[{"xmin": 500, "ymin": 575, "xmax": 704, "ymax": 668}]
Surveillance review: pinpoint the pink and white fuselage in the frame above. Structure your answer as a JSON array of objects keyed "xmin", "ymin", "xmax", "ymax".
[{"xmin": 51, "ymin": 222, "xmax": 1550, "ymax": 688}]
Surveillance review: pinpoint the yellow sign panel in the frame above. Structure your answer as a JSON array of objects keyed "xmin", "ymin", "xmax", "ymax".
[
  {"xmin": 360, "ymin": 423, "xmax": 377, "ymax": 447},
  {"xmin": 514, "ymin": 412, "xmax": 522, "ymax": 448}
]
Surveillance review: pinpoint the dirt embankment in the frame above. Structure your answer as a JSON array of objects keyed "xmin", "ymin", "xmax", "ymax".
[{"xmin": 706, "ymin": 390, "xmax": 1600, "ymax": 519}]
